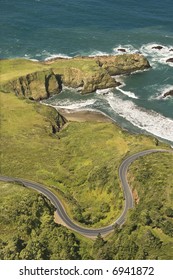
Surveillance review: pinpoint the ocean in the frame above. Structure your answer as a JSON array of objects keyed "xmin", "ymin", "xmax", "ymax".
[{"xmin": 1, "ymin": 0, "xmax": 173, "ymax": 144}]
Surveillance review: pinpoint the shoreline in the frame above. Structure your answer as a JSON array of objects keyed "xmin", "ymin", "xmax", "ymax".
[
  {"xmin": 57, "ymin": 108, "xmax": 113, "ymax": 123},
  {"xmin": 56, "ymin": 107, "xmax": 173, "ymax": 147}
]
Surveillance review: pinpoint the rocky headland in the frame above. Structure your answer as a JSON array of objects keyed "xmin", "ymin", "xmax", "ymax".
[{"xmin": 1, "ymin": 53, "xmax": 150, "ymax": 100}]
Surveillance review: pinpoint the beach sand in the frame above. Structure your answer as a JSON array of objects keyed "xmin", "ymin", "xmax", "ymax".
[{"xmin": 58, "ymin": 108, "xmax": 113, "ymax": 123}]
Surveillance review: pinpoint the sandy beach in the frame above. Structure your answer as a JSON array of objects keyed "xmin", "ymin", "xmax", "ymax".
[{"xmin": 58, "ymin": 108, "xmax": 113, "ymax": 123}]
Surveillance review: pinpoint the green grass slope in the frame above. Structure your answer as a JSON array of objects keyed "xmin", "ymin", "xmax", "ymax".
[
  {"xmin": 1, "ymin": 92, "xmax": 168, "ymax": 228},
  {"xmin": 0, "ymin": 59, "xmax": 49, "ymax": 84},
  {"xmin": 0, "ymin": 91, "xmax": 173, "ymax": 259}
]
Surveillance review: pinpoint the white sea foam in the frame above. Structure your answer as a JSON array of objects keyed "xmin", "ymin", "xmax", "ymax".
[
  {"xmin": 35, "ymin": 50, "xmax": 71, "ymax": 60},
  {"xmin": 140, "ymin": 43, "xmax": 173, "ymax": 67},
  {"xmin": 96, "ymin": 88, "xmax": 112, "ymax": 95},
  {"xmin": 44, "ymin": 53, "xmax": 71, "ymax": 61},
  {"xmin": 105, "ymin": 93, "xmax": 173, "ymax": 142},
  {"xmin": 114, "ymin": 75, "xmax": 139, "ymax": 99},
  {"xmin": 149, "ymin": 84, "xmax": 173, "ymax": 100},
  {"xmin": 116, "ymin": 87, "xmax": 138, "ymax": 99},
  {"xmin": 112, "ymin": 43, "xmax": 173, "ymax": 67},
  {"xmin": 53, "ymin": 99, "xmax": 96, "ymax": 110},
  {"xmin": 96, "ymin": 76, "xmax": 138, "ymax": 99},
  {"xmin": 89, "ymin": 50, "xmax": 110, "ymax": 57},
  {"xmin": 113, "ymin": 45, "xmax": 139, "ymax": 54}
]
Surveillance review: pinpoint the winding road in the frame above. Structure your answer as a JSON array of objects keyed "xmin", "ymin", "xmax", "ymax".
[{"xmin": 0, "ymin": 149, "xmax": 172, "ymax": 237}]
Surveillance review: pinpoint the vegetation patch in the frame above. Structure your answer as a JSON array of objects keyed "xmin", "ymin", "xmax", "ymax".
[{"xmin": 0, "ymin": 182, "xmax": 84, "ymax": 260}]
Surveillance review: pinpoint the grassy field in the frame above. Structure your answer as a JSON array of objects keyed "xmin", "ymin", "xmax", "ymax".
[{"xmin": 0, "ymin": 59, "xmax": 49, "ymax": 84}]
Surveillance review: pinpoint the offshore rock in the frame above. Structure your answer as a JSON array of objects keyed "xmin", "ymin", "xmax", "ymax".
[
  {"xmin": 152, "ymin": 45, "xmax": 164, "ymax": 50},
  {"xmin": 117, "ymin": 48, "xmax": 126, "ymax": 52},
  {"xmin": 166, "ymin": 58, "xmax": 173, "ymax": 63},
  {"xmin": 163, "ymin": 89, "xmax": 173, "ymax": 98}
]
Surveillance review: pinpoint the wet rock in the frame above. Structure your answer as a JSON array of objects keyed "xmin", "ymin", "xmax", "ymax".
[
  {"xmin": 117, "ymin": 48, "xmax": 126, "ymax": 52},
  {"xmin": 166, "ymin": 58, "xmax": 173, "ymax": 63},
  {"xmin": 163, "ymin": 89, "xmax": 173, "ymax": 98},
  {"xmin": 152, "ymin": 45, "xmax": 164, "ymax": 50}
]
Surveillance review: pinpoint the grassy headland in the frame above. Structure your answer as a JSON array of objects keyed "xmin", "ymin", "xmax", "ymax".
[{"xmin": 0, "ymin": 53, "xmax": 150, "ymax": 97}]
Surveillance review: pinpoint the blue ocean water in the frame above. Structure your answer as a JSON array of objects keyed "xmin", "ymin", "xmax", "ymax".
[{"xmin": 1, "ymin": 0, "xmax": 173, "ymax": 143}]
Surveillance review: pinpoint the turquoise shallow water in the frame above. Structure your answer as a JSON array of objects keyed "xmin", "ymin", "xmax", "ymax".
[{"xmin": 1, "ymin": 0, "xmax": 173, "ymax": 144}]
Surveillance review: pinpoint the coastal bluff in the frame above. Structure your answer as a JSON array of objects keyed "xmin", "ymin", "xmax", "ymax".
[{"xmin": 0, "ymin": 54, "xmax": 150, "ymax": 100}]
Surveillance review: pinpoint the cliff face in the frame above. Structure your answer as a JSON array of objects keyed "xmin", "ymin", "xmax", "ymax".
[
  {"xmin": 1, "ymin": 54, "xmax": 150, "ymax": 99},
  {"xmin": 61, "ymin": 66, "xmax": 118, "ymax": 93},
  {"xmin": 50, "ymin": 53, "xmax": 150, "ymax": 94},
  {"xmin": 82, "ymin": 70, "xmax": 117, "ymax": 93},
  {"xmin": 3, "ymin": 70, "xmax": 61, "ymax": 101}
]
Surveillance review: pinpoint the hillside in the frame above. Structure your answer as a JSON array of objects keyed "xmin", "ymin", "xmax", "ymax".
[{"xmin": 0, "ymin": 56, "xmax": 172, "ymax": 259}]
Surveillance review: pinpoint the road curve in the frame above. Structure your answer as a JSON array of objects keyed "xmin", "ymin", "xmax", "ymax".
[{"xmin": 0, "ymin": 149, "xmax": 172, "ymax": 237}]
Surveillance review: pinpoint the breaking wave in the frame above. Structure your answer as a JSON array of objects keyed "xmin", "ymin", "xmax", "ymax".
[
  {"xmin": 113, "ymin": 45, "xmax": 139, "ymax": 54},
  {"xmin": 112, "ymin": 43, "xmax": 173, "ymax": 67},
  {"xmin": 105, "ymin": 92, "xmax": 173, "ymax": 142},
  {"xmin": 149, "ymin": 84, "xmax": 173, "ymax": 100},
  {"xmin": 140, "ymin": 43, "xmax": 173, "ymax": 67},
  {"xmin": 88, "ymin": 50, "xmax": 110, "ymax": 57},
  {"xmin": 53, "ymin": 98, "xmax": 96, "ymax": 110}
]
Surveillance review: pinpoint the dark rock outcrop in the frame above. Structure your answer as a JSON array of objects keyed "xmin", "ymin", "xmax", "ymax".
[
  {"xmin": 163, "ymin": 89, "xmax": 173, "ymax": 98},
  {"xmin": 152, "ymin": 45, "xmax": 164, "ymax": 50},
  {"xmin": 166, "ymin": 58, "xmax": 173, "ymax": 63},
  {"xmin": 117, "ymin": 48, "xmax": 126, "ymax": 52}
]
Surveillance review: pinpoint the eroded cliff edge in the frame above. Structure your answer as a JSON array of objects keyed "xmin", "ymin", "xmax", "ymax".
[{"xmin": 1, "ymin": 53, "xmax": 150, "ymax": 100}]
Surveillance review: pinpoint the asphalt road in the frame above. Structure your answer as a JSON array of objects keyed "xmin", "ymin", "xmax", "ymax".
[{"xmin": 0, "ymin": 149, "xmax": 172, "ymax": 237}]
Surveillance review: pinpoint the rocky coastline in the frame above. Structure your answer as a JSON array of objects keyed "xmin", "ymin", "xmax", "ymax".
[{"xmin": 1, "ymin": 53, "xmax": 150, "ymax": 101}]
